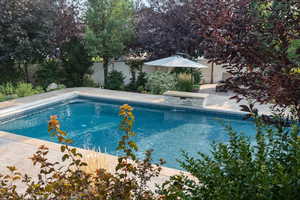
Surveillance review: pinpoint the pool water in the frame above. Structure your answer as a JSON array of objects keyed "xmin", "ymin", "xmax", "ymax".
[{"xmin": 0, "ymin": 97, "xmax": 256, "ymax": 169}]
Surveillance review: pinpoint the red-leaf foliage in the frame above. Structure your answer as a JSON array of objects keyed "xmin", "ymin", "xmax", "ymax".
[
  {"xmin": 133, "ymin": 0, "xmax": 203, "ymax": 59},
  {"xmin": 192, "ymin": 0, "xmax": 300, "ymax": 116}
]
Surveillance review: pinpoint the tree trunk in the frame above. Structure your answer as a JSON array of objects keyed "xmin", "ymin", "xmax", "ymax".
[
  {"xmin": 210, "ymin": 62, "xmax": 214, "ymax": 84},
  {"xmin": 24, "ymin": 62, "xmax": 30, "ymax": 83},
  {"xmin": 103, "ymin": 57, "xmax": 109, "ymax": 88}
]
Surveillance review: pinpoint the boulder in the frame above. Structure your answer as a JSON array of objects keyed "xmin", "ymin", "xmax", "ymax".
[{"xmin": 46, "ymin": 83, "xmax": 58, "ymax": 91}]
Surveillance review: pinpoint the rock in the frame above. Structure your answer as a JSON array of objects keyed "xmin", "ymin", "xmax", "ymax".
[{"xmin": 46, "ymin": 83, "xmax": 58, "ymax": 91}]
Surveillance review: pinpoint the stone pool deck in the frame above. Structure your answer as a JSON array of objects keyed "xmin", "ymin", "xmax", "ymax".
[{"xmin": 0, "ymin": 87, "xmax": 272, "ymax": 192}]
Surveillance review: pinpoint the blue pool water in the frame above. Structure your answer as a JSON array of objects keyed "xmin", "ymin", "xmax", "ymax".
[{"xmin": 0, "ymin": 97, "xmax": 256, "ymax": 169}]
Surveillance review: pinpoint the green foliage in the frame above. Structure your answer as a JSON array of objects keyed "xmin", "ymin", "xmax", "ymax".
[
  {"xmin": 193, "ymin": 70, "xmax": 203, "ymax": 84},
  {"xmin": 0, "ymin": 82, "xmax": 44, "ymax": 101},
  {"xmin": 145, "ymin": 71, "xmax": 177, "ymax": 94},
  {"xmin": 176, "ymin": 73, "xmax": 193, "ymax": 92},
  {"xmin": 0, "ymin": 93, "xmax": 5, "ymax": 102},
  {"xmin": 172, "ymin": 68, "xmax": 203, "ymax": 84},
  {"xmin": 15, "ymin": 82, "xmax": 44, "ymax": 97},
  {"xmin": 0, "ymin": 61, "xmax": 23, "ymax": 84},
  {"xmin": 60, "ymin": 37, "xmax": 94, "ymax": 87},
  {"xmin": 85, "ymin": 0, "xmax": 135, "ymax": 86},
  {"xmin": 287, "ymin": 39, "xmax": 300, "ymax": 66},
  {"xmin": 0, "ymin": 82, "xmax": 15, "ymax": 95},
  {"xmin": 159, "ymin": 112, "xmax": 300, "ymax": 200},
  {"xmin": 125, "ymin": 58, "xmax": 145, "ymax": 90},
  {"xmin": 82, "ymin": 76, "xmax": 99, "ymax": 87},
  {"xmin": 126, "ymin": 71, "xmax": 147, "ymax": 92},
  {"xmin": 35, "ymin": 59, "xmax": 62, "ymax": 88},
  {"xmin": 0, "ymin": 105, "xmax": 164, "ymax": 199},
  {"xmin": 136, "ymin": 72, "xmax": 147, "ymax": 90},
  {"xmin": 106, "ymin": 70, "xmax": 125, "ymax": 90}
]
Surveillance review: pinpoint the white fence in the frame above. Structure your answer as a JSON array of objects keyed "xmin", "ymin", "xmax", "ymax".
[{"xmin": 91, "ymin": 59, "xmax": 228, "ymax": 86}]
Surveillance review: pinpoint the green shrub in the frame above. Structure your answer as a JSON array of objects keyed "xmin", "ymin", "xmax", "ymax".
[
  {"xmin": 0, "ymin": 82, "xmax": 15, "ymax": 95},
  {"xmin": 136, "ymin": 71, "xmax": 147, "ymax": 88},
  {"xmin": 35, "ymin": 59, "xmax": 62, "ymax": 88},
  {"xmin": 0, "ymin": 61, "xmax": 23, "ymax": 84},
  {"xmin": 0, "ymin": 92, "xmax": 5, "ymax": 101},
  {"xmin": 193, "ymin": 70, "xmax": 203, "ymax": 84},
  {"xmin": 82, "ymin": 76, "xmax": 99, "ymax": 87},
  {"xmin": 61, "ymin": 37, "xmax": 94, "ymax": 87},
  {"xmin": 176, "ymin": 73, "xmax": 193, "ymax": 92},
  {"xmin": 159, "ymin": 109, "xmax": 300, "ymax": 200},
  {"xmin": 106, "ymin": 70, "xmax": 125, "ymax": 90},
  {"xmin": 172, "ymin": 68, "xmax": 203, "ymax": 84},
  {"xmin": 145, "ymin": 71, "xmax": 177, "ymax": 94},
  {"xmin": 15, "ymin": 82, "xmax": 44, "ymax": 97}
]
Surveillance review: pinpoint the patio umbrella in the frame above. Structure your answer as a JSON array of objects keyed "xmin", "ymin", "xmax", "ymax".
[
  {"xmin": 144, "ymin": 55, "xmax": 208, "ymax": 85},
  {"xmin": 144, "ymin": 55, "xmax": 208, "ymax": 69}
]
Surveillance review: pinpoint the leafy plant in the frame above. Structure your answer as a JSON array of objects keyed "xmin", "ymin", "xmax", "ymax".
[
  {"xmin": 159, "ymin": 107, "xmax": 300, "ymax": 200},
  {"xmin": 60, "ymin": 37, "xmax": 94, "ymax": 87},
  {"xmin": 35, "ymin": 59, "xmax": 62, "ymax": 88},
  {"xmin": 176, "ymin": 73, "xmax": 193, "ymax": 92},
  {"xmin": 106, "ymin": 70, "xmax": 125, "ymax": 90},
  {"xmin": 0, "ymin": 105, "xmax": 164, "ymax": 199},
  {"xmin": 0, "ymin": 82, "xmax": 15, "ymax": 95},
  {"xmin": 192, "ymin": 0, "xmax": 300, "ymax": 116},
  {"xmin": 15, "ymin": 82, "xmax": 44, "ymax": 97},
  {"xmin": 0, "ymin": 92, "xmax": 5, "ymax": 102},
  {"xmin": 145, "ymin": 71, "xmax": 177, "ymax": 94},
  {"xmin": 82, "ymin": 76, "xmax": 99, "ymax": 87},
  {"xmin": 85, "ymin": 0, "xmax": 135, "ymax": 87},
  {"xmin": 287, "ymin": 39, "xmax": 300, "ymax": 66},
  {"xmin": 136, "ymin": 71, "xmax": 147, "ymax": 89}
]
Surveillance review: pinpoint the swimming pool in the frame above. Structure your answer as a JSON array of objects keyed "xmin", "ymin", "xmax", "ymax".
[{"xmin": 0, "ymin": 96, "xmax": 256, "ymax": 169}]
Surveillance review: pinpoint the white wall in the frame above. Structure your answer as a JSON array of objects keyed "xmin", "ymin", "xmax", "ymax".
[{"xmin": 91, "ymin": 59, "xmax": 229, "ymax": 86}]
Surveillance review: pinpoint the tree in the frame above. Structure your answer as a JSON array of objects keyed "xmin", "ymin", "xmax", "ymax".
[
  {"xmin": 60, "ymin": 37, "xmax": 94, "ymax": 87},
  {"xmin": 0, "ymin": 0, "xmax": 84, "ymax": 83},
  {"xmin": 85, "ymin": 0, "xmax": 134, "ymax": 87},
  {"xmin": 0, "ymin": 0, "xmax": 56, "ymax": 82},
  {"xmin": 133, "ymin": 0, "xmax": 202, "ymax": 59},
  {"xmin": 191, "ymin": 0, "xmax": 300, "ymax": 117}
]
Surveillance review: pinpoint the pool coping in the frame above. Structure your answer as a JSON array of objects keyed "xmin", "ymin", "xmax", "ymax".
[
  {"xmin": 0, "ymin": 130, "xmax": 189, "ymax": 178},
  {"xmin": 0, "ymin": 88, "xmax": 248, "ymax": 176},
  {"xmin": 0, "ymin": 89, "xmax": 247, "ymax": 122}
]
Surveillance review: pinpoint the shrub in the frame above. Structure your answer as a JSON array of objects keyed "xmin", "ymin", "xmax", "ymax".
[
  {"xmin": 61, "ymin": 37, "xmax": 94, "ymax": 87},
  {"xmin": 176, "ymin": 73, "xmax": 193, "ymax": 92},
  {"xmin": 145, "ymin": 71, "xmax": 177, "ymax": 94},
  {"xmin": 15, "ymin": 82, "xmax": 44, "ymax": 97},
  {"xmin": 172, "ymin": 68, "xmax": 203, "ymax": 85},
  {"xmin": 0, "ymin": 92, "xmax": 5, "ymax": 101},
  {"xmin": 136, "ymin": 71, "xmax": 147, "ymax": 89},
  {"xmin": 35, "ymin": 59, "xmax": 62, "ymax": 88},
  {"xmin": 0, "ymin": 61, "xmax": 23, "ymax": 84},
  {"xmin": 159, "ymin": 106, "xmax": 300, "ymax": 200},
  {"xmin": 0, "ymin": 105, "xmax": 164, "ymax": 199},
  {"xmin": 82, "ymin": 76, "xmax": 99, "ymax": 87},
  {"xmin": 0, "ymin": 82, "xmax": 15, "ymax": 95},
  {"xmin": 106, "ymin": 70, "xmax": 125, "ymax": 90},
  {"xmin": 125, "ymin": 71, "xmax": 147, "ymax": 92},
  {"xmin": 193, "ymin": 70, "xmax": 203, "ymax": 85}
]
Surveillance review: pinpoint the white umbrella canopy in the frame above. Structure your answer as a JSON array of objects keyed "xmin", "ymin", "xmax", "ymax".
[{"xmin": 144, "ymin": 55, "xmax": 208, "ymax": 69}]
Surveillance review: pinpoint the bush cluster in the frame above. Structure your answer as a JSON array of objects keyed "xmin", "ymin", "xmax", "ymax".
[
  {"xmin": 145, "ymin": 71, "xmax": 177, "ymax": 94},
  {"xmin": 0, "ymin": 82, "xmax": 44, "ymax": 102}
]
